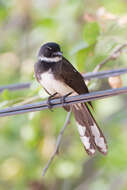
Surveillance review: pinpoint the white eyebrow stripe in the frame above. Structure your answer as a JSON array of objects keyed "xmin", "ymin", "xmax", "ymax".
[
  {"xmin": 47, "ymin": 46, "xmax": 52, "ymax": 50},
  {"xmin": 38, "ymin": 56, "xmax": 62, "ymax": 62}
]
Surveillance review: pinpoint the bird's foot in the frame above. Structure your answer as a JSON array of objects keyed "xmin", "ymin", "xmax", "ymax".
[
  {"xmin": 61, "ymin": 92, "xmax": 72, "ymax": 106},
  {"xmin": 47, "ymin": 92, "xmax": 58, "ymax": 111}
]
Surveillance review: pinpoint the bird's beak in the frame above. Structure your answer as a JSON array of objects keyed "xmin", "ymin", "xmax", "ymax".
[{"xmin": 53, "ymin": 51, "xmax": 63, "ymax": 56}]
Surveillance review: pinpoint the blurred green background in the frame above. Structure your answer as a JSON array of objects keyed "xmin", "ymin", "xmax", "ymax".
[{"xmin": 0, "ymin": 0, "xmax": 127, "ymax": 189}]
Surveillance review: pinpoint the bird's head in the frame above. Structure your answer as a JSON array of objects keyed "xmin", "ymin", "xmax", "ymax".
[{"xmin": 38, "ymin": 42, "xmax": 63, "ymax": 62}]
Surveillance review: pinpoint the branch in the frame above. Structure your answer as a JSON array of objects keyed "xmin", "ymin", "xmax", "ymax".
[
  {"xmin": 14, "ymin": 95, "xmax": 40, "ymax": 106},
  {"xmin": 0, "ymin": 44, "xmax": 126, "ymax": 178},
  {"xmin": 0, "ymin": 52, "xmax": 126, "ymax": 177},
  {"xmin": 94, "ymin": 43, "xmax": 127, "ymax": 72},
  {"xmin": 0, "ymin": 87, "xmax": 127, "ymax": 117},
  {"xmin": 42, "ymin": 110, "xmax": 72, "ymax": 176},
  {"xmin": 42, "ymin": 44, "xmax": 127, "ymax": 176}
]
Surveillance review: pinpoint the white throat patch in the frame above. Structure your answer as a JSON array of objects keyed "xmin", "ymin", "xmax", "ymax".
[{"xmin": 38, "ymin": 55, "xmax": 62, "ymax": 62}]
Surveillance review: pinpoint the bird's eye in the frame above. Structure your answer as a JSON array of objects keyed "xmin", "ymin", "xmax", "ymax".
[{"xmin": 44, "ymin": 47, "xmax": 52, "ymax": 57}]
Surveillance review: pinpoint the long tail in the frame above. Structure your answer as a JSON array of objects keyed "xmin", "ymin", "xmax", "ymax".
[{"xmin": 72, "ymin": 103, "xmax": 107, "ymax": 156}]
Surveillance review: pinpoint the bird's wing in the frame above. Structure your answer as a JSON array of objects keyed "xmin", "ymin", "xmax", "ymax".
[
  {"xmin": 60, "ymin": 58, "xmax": 107, "ymax": 155},
  {"xmin": 60, "ymin": 57, "xmax": 89, "ymax": 95}
]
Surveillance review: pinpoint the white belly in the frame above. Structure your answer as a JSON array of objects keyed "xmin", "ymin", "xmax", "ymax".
[{"xmin": 40, "ymin": 69, "xmax": 74, "ymax": 96}]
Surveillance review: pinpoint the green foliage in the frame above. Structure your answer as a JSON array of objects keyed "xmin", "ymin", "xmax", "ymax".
[
  {"xmin": 76, "ymin": 45, "xmax": 91, "ymax": 71},
  {"xmin": 83, "ymin": 22, "xmax": 100, "ymax": 45},
  {"xmin": 0, "ymin": 0, "xmax": 127, "ymax": 189}
]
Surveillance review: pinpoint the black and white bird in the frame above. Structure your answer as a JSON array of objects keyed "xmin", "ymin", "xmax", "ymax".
[{"xmin": 34, "ymin": 42, "xmax": 107, "ymax": 156}]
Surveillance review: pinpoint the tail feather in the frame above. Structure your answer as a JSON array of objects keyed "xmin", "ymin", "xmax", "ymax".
[
  {"xmin": 72, "ymin": 103, "xmax": 107, "ymax": 155},
  {"xmin": 72, "ymin": 103, "xmax": 96, "ymax": 156}
]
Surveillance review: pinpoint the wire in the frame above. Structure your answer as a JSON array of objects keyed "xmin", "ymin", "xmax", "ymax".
[
  {"xmin": 83, "ymin": 67, "xmax": 127, "ymax": 80},
  {"xmin": 0, "ymin": 86, "xmax": 127, "ymax": 117},
  {"xmin": 0, "ymin": 82, "xmax": 31, "ymax": 93},
  {"xmin": 0, "ymin": 68, "xmax": 127, "ymax": 93}
]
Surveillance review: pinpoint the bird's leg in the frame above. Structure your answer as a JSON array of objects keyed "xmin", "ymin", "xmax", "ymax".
[
  {"xmin": 61, "ymin": 92, "xmax": 72, "ymax": 106},
  {"xmin": 47, "ymin": 92, "xmax": 58, "ymax": 111}
]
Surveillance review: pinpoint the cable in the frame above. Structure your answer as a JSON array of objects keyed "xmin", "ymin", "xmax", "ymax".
[
  {"xmin": 0, "ymin": 86, "xmax": 127, "ymax": 117},
  {"xmin": 0, "ymin": 68, "xmax": 127, "ymax": 93}
]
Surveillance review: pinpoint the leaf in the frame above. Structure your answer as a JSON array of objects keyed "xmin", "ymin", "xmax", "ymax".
[
  {"xmin": 75, "ymin": 46, "xmax": 91, "ymax": 71},
  {"xmin": 36, "ymin": 18, "xmax": 57, "ymax": 28},
  {"xmin": 1, "ymin": 89, "xmax": 11, "ymax": 100},
  {"xmin": 70, "ymin": 41, "xmax": 88, "ymax": 55},
  {"xmin": 83, "ymin": 22, "xmax": 100, "ymax": 45},
  {"xmin": 108, "ymin": 76, "xmax": 123, "ymax": 89}
]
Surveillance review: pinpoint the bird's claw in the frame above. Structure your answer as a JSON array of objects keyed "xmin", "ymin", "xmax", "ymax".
[
  {"xmin": 61, "ymin": 92, "xmax": 72, "ymax": 105},
  {"xmin": 47, "ymin": 92, "xmax": 58, "ymax": 111}
]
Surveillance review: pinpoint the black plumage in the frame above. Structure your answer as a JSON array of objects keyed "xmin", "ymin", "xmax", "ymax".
[{"xmin": 34, "ymin": 42, "xmax": 107, "ymax": 156}]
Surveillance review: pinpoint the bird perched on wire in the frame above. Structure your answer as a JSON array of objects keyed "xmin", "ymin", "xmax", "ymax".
[{"xmin": 34, "ymin": 42, "xmax": 107, "ymax": 156}]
